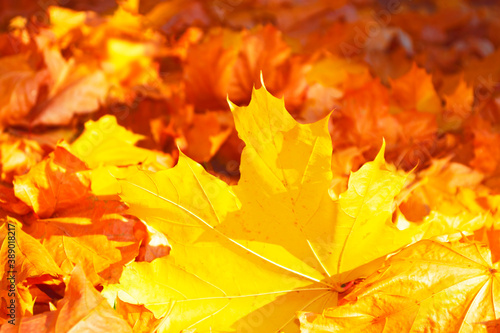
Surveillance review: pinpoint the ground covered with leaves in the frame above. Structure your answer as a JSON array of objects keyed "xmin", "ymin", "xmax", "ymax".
[{"xmin": 1, "ymin": 0, "xmax": 500, "ymax": 332}]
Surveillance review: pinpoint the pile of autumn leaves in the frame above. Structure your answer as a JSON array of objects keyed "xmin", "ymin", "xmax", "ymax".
[{"xmin": 2, "ymin": 1, "xmax": 500, "ymax": 332}]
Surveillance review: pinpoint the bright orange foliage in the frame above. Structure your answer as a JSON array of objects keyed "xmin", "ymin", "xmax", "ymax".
[{"xmin": 1, "ymin": 0, "xmax": 500, "ymax": 332}]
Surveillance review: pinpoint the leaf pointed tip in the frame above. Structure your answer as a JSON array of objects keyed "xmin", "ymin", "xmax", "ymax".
[
  {"xmin": 374, "ymin": 139, "xmax": 386, "ymax": 164},
  {"xmin": 227, "ymin": 94, "xmax": 237, "ymax": 112},
  {"xmin": 176, "ymin": 143, "xmax": 185, "ymax": 155},
  {"xmin": 259, "ymin": 70, "xmax": 267, "ymax": 90}
]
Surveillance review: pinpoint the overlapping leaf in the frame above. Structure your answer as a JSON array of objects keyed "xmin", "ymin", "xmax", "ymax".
[
  {"xmin": 1, "ymin": 266, "xmax": 133, "ymax": 333},
  {"xmin": 13, "ymin": 143, "xmax": 91, "ymax": 218},
  {"xmin": 2, "ymin": 1, "xmax": 500, "ymax": 332},
  {"xmin": 103, "ymin": 86, "xmax": 458, "ymax": 332},
  {"xmin": 299, "ymin": 240, "xmax": 500, "ymax": 333}
]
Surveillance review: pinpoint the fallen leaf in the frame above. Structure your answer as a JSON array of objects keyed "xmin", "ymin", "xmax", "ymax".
[
  {"xmin": 389, "ymin": 63, "xmax": 442, "ymax": 114},
  {"xmin": 0, "ymin": 133, "xmax": 45, "ymax": 183},
  {"xmin": 23, "ymin": 200, "xmax": 145, "ymax": 286},
  {"xmin": 0, "ymin": 54, "xmax": 48, "ymax": 128},
  {"xmin": 0, "ymin": 218, "xmax": 62, "ymax": 323},
  {"xmin": 114, "ymin": 298, "xmax": 160, "ymax": 333},
  {"xmin": 13, "ymin": 143, "xmax": 91, "ymax": 218},
  {"xmin": 468, "ymin": 116, "xmax": 500, "ymax": 175},
  {"xmin": 183, "ymin": 111, "xmax": 233, "ymax": 162},
  {"xmin": 0, "ymin": 184, "xmax": 31, "ymax": 216},
  {"xmin": 0, "ymin": 218, "xmax": 62, "ymax": 289},
  {"xmin": 30, "ymin": 48, "xmax": 108, "ymax": 126},
  {"xmin": 1, "ymin": 265, "xmax": 133, "ymax": 332},
  {"xmin": 184, "ymin": 28, "xmax": 240, "ymax": 110},
  {"xmin": 103, "ymin": 86, "xmax": 447, "ymax": 332},
  {"xmin": 71, "ymin": 115, "xmax": 170, "ymax": 169},
  {"xmin": 299, "ymin": 240, "xmax": 500, "ymax": 333},
  {"xmin": 441, "ymin": 77, "xmax": 474, "ymax": 130}
]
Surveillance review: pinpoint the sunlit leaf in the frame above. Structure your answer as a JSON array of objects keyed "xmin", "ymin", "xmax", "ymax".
[{"xmin": 299, "ymin": 240, "xmax": 500, "ymax": 333}]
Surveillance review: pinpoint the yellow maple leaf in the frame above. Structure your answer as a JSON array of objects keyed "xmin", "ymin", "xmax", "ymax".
[
  {"xmin": 71, "ymin": 115, "xmax": 169, "ymax": 169},
  {"xmin": 103, "ymin": 86, "xmax": 451, "ymax": 332},
  {"xmin": 71, "ymin": 115, "xmax": 172, "ymax": 196},
  {"xmin": 299, "ymin": 240, "xmax": 500, "ymax": 333}
]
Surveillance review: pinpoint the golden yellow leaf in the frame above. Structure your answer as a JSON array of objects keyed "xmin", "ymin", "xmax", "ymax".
[
  {"xmin": 71, "ymin": 115, "xmax": 161, "ymax": 169},
  {"xmin": 394, "ymin": 158, "xmax": 490, "ymax": 242},
  {"xmin": 299, "ymin": 240, "xmax": 500, "ymax": 333},
  {"xmin": 104, "ymin": 151, "xmax": 334, "ymax": 332},
  {"xmin": 102, "ymin": 86, "xmax": 445, "ymax": 332},
  {"xmin": 71, "ymin": 115, "xmax": 172, "ymax": 196}
]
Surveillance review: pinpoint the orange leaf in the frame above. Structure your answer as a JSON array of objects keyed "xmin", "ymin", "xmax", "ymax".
[
  {"xmin": 115, "ymin": 298, "xmax": 160, "ymax": 333},
  {"xmin": 0, "ymin": 54, "xmax": 48, "ymax": 129},
  {"xmin": 24, "ymin": 200, "xmax": 145, "ymax": 286},
  {"xmin": 183, "ymin": 111, "xmax": 233, "ymax": 162},
  {"xmin": 1, "ymin": 266, "xmax": 132, "ymax": 332},
  {"xmin": 389, "ymin": 62, "xmax": 442, "ymax": 114},
  {"xmin": 13, "ymin": 143, "xmax": 90, "ymax": 218},
  {"xmin": 0, "ymin": 133, "xmax": 45, "ymax": 183}
]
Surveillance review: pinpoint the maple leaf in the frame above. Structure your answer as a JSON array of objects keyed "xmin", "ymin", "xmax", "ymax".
[
  {"xmin": 328, "ymin": 74, "xmax": 440, "ymax": 170},
  {"xmin": 227, "ymin": 25, "xmax": 293, "ymax": 105},
  {"xmin": 3, "ymin": 1, "xmax": 500, "ymax": 332},
  {"xmin": 0, "ymin": 218, "xmax": 62, "ymax": 321},
  {"xmin": 183, "ymin": 28, "xmax": 240, "ymax": 110},
  {"xmin": 0, "ymin": 54, "xmax": 48, "ymax": 128},
  {"xmin": 45, "ymin": 5, "xmax": 165, "ymax": 100},
  {"xmin": 23, "ymin": 200, "xmax": 145, "ymax": 286},
  {"xmin": 0, "ymin": 5, "xmax": 169, "ymax": 128},
  {"xmin": 298, "ymin": 240, "xmax": 500, "ymax": 333},
  {"xmin": 395, "ymin": 157, "xmax": 488, "ymax": 233},
  {"xmin": 70, "ymin": 115, "xmax": 173, "ymax": 197},
  {"xmin": 114, "ymin": 298, "xmax": 161, "ymax": 333},
  {"xmin": 305, "ymin": 55, "xmax": 371, "ymax": 93},
  {"xmin": 71, "ymin": 115, "xmax": 170, "ymax": 170},
  {"xmin": 1, "ymin": 266, "xmax": 133, "ymax": 333},
  {"xmin": 103, "ymin": 86, "xmax": 446, "ymax": 332},
  {"xmin": 467, "ymin": 116, "xmax": 500, "ymax": 175},
  {"xmin": 441, "ymin": 77, "xmax": 474, "ymax": 131},
  {"xmin": 389, "ymin": 63, "xmax": 442, "ymax": 114},
  {"xmin": 30, "ymin": 48, "xmax": 108, "ymax": 126},
  {"xmin": 184, "ymin": 25, "xmax": 308, "ymax": 112},
  {"xmin": 10, "ymin": 141, "xmax": 146, "ymax": 285},
  {"xmin": 13, "ymin": 143, "xmax": 91, "ymax": 218},
  {"xmin": 182, "ymin": 111, "xmax": 233, "ymax": 162},
  {"xmin": 330, "ymin": 78, "xmax": 395, "ymax": 151},
  {"xmin": 0, "ymin": 133, "xmax": 45, "ymax": 183},
  {"xmin": 0, "ymin": 218, "xmax": 62, "ymax": 288},
  {"xmin": 0, "ymin": 184, "xmax": 31, "ymax": 216}
]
